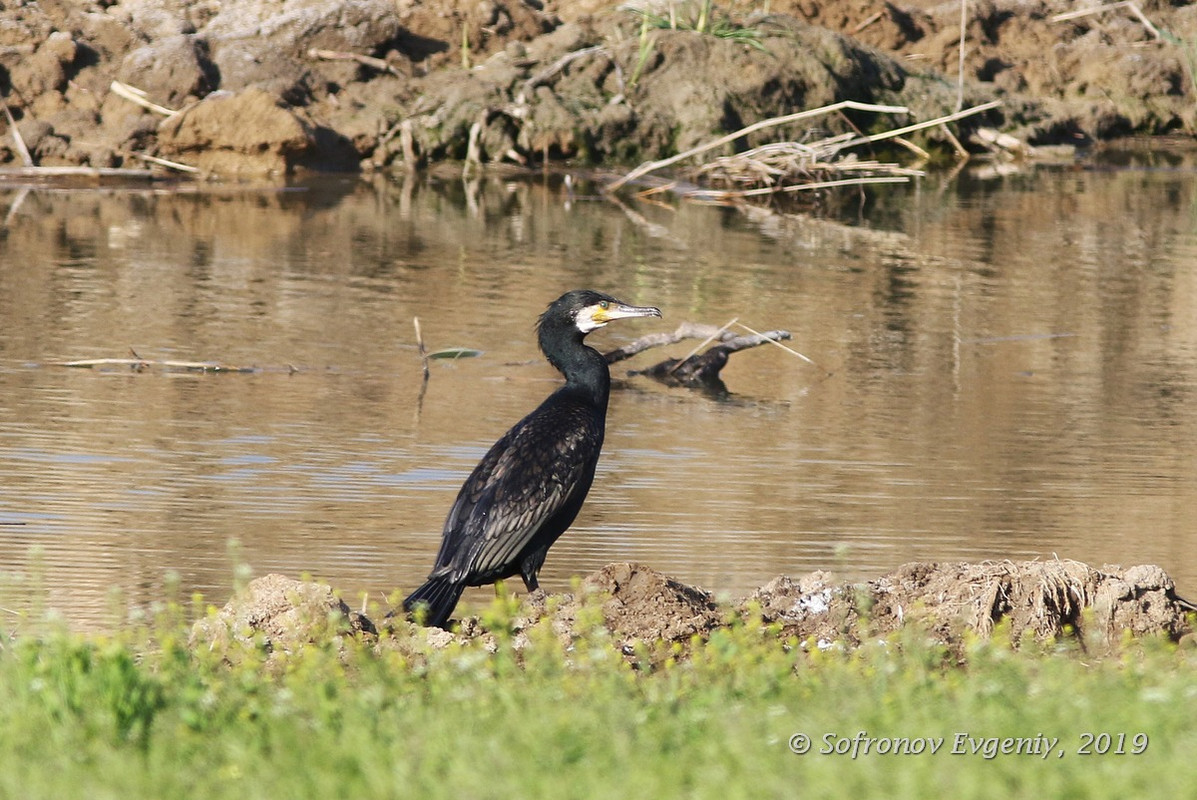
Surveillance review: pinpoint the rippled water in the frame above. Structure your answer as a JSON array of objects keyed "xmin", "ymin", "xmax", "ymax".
[{"xmin": 2, "ymin": 156, "xmax": 1196, "ymax": 628}]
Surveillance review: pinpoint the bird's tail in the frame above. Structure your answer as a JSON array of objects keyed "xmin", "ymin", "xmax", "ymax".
[{"xmin": 402, "ymin": 577, "xmax": 465, "ymax": 629}]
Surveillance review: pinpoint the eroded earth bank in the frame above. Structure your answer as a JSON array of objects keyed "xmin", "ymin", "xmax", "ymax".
[{"xmin": 3, "ymin": 0, "xmax": 1196, "ymax": 175}]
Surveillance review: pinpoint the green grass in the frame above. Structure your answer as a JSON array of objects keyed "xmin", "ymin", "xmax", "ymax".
[
  {"xmin": 0, "ymin": 601, "xmax": 1194, "ymax": 799},
  {"xmin": 627, "ymin": 1, "xmax": 770, "ymax": 52}
]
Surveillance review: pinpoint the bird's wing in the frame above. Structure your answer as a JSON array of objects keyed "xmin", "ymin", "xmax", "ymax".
[{"xmin": 433, "ymin": 400, "xmax": 602, "ymax": 584}]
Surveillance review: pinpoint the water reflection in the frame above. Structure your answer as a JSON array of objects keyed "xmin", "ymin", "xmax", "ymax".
[{"xmin": 1, "ymin": 162, "xmax": 1196, "ymax": 628}]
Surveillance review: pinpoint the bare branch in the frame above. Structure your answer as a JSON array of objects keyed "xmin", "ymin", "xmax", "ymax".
[{"xmin": 604, "ymin": 321, "xmax": 750, "ymax": 363}]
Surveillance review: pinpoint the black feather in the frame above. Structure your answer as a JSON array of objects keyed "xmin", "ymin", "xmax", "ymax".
[{"xmin": 402, "ymin": 576, "xmax": 466, "ymax": 629}]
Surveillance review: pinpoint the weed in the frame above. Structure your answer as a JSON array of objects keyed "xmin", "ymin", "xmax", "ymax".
[
  {"xmin": 0, "ymin": 594, "xmax": 1194, "ymax": 799},
  {"xmin": 627, "ymin": 1, "xmax": 770, "ymax": 52}
]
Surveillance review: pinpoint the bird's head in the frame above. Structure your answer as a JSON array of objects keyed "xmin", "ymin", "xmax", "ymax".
[{"xmin": 546, "ymin": 290, "xmax": 662, "ymax": 335}]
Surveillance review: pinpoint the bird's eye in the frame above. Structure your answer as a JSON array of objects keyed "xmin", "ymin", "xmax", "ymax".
[{"xmin": 599, "ymin": 301, "xmax": 609, "ymax": 310}]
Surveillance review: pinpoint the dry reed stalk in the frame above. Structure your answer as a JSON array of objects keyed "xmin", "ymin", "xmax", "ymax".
[
  {"xmin": 605, "ymin": 100, "xmax": 910, "ymax": 192},
  {"xmin": 610, "ymin": 99, "xmax": 1001, "ymax": 200},
  {"xmin": 667, "ymin": 317, "xmax": 739, "ymax": 375},
  {"xmin": 129, "ymin": 152, "xmax": 200, "ymax": 173},
  {"xmin": 827, "ymin": 100, "xmax": 1002, "ymax": 154},
  {"xmin": 734, "ymin": 321, "xmax": 821, "ymax": 368},
  {"xmin": 57, "ymin": 357, "xmax": 255, "ymax": 372},
  {"xmin": 1, "ymin": 100, "xmax": 33, "ymax": 167},
  {"xmin": 109, "ymin": 80, "xmax": 177, "ymax": 116},
  {"xmin": 1052, "ymin": 1, "xmax": 1162, "ymax": 40},
  {"xmin": 308, "ymin": 48, "xmax": 404, "ymax": 77}
]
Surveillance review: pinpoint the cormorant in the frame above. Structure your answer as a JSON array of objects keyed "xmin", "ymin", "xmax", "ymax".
[{"xmin": 402, "ymin": 289, "xmax": 662, "ymax": 628}]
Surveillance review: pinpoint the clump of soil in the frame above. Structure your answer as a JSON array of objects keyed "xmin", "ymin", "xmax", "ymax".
[
  {"xmin": 526, "ymin": 562, "xmax": 725, "ymax": 655},
  {"xmin": 190, "ymin": 573, "xmax": 376, "ymax": 661},
  {"xmin": 748, "ymin": 559, "xmax": 1195, "ymax": 648},
  {"xmin": 2, "ymin": 0, "xmax": 1194, "ymax": 176},
  {"xmin": 769, "ymin": 0, "xmax": 1197, "ymax": 139},
  {"xmin": 196, "ymin": 561, "xmax": 1195, "ymax": 664}
]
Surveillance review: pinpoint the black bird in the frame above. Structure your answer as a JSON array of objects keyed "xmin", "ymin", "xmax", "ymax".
[{"xmin": 402, "ymin": 290, "xmax": 661, "ymax": 628}]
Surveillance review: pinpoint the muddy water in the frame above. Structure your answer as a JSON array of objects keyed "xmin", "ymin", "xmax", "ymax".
[{"xmin": 2, "ymin": 158, "xmax": 1196, "ymax": 628}]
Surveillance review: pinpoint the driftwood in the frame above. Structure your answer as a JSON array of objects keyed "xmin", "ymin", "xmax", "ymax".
[
  {"xmin": 605, "ymin": 322, "xmax": 795, "ymax": 393},
  {"xmin": 0, "ymin": 166, "xmax": 159, "ymax": 181},
  {"xmin": 54, "ymin": 356, "xmax": 258, "ymax": 373}
]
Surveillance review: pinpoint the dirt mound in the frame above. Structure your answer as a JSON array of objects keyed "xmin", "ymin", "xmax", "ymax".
[
  {"xmin": 195, "ymin": 561, "xmax": 1194, "ymax": 664},
  {"xmin": 370, "ymin": 13, "xmax": 985, "ymax": 168},
  {"xmin": 577, "ymin": 562, "xmax": 723, "ymax": 645},
  {"xmin": 190, "ymin": 573, "xmax": 376, "ymax": 660},
  {"xmin": 748, "ymin": 559, "xmax": 1196, "ymax": 648},
  {"xmin": 770, "ymin": 0, "xmax": 1197, "ymax": 139}
]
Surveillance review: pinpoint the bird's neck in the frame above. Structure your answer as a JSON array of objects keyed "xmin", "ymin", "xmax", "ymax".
[
  {"xmin": 540, "ymin": 327, "xmax": 611, "ymax": 409},
  {"xmin": 562, "ymin": 346, "xmax": 611, "ymax": 409}
]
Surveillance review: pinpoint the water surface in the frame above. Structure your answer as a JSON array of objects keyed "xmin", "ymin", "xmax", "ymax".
[{"xmin": 2, "ymin": 159, "xmax": 1195, "ymax": 627}]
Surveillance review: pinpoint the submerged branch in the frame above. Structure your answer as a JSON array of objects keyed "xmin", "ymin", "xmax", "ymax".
[
  {"xmin": 605, "ymin": 322, "xmax": 796, "ymax": 392},
  {"xmin": 604, "ymin": 322, "xmax": 762, "ymax": 363}
]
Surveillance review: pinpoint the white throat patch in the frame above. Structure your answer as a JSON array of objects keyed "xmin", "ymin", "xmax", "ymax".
[{"xmin": 574, "ymin": 305, "xmax": 607, "ymax": 333}]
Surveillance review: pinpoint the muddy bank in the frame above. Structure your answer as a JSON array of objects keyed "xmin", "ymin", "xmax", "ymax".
[
  {"xmin": 2, "ymin": 0, "xmax": 1194, "ymax": 177},
  {"xmin": 190, "ymin": 560, "xmax": 1197, "ymax": 664}
]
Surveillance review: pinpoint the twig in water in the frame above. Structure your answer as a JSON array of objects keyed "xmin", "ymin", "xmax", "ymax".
[
  {"xmin": 938, "ymin": 123, "xmax": 970, "ymax": 159},
  {"xmin": 704, "ymin": 174, "xmax": 914, "ymax": 200},
  {"xmin": 606, "ymin": 321, "xmax": 754, "ymax": 363},
  {"xmin": 414, "ymin": 317, "xmax": 430, "ymax": 381},
  {"xmin": 892, "ymin": 136, "xmax": 930, "ymax": 160},
  {"xmin": 55, "ymin": 350, "xmax": 256, "ymax": 372},
  {"xmin": 668, "ymin": 317, "xmax": 739, "ymax": 375},
  {"xmin": 3, "ymin": 186, "xmax": 30, "ymax": 226},
  {"xmin": 463, "ymin": 112, "xmax": 485, "ymax": 179},
  {"xmin": 828, "ymin": 100, "xmax": 1002, "ymax": 155},
  {"xmin": 0, "ymin": 166, "xmax": 157, "ymax": 179},
  {"xmin": 734, "ymin": 321, "xmax": 831, "ymax": 377}
]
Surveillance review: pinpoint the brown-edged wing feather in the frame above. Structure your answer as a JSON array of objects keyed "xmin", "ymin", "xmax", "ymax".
[{"xmin": 430, "ymin": 387, "xmax": 604, "ymax": 586}]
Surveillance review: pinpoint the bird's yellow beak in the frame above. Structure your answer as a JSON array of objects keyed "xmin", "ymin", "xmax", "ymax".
[{"xmin": 590, "ymin": 301, "xmax": 662, "ymax": 327}]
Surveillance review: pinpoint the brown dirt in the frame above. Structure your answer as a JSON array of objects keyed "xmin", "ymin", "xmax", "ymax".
[
  {"xmin": 194, "ymin": 561, "xmax": 1196, "ymax": 665},
  {"xmin": 747, "ymin": 559, "xmax": 1195, "ymax": 648},
  {"xmin": 190, "ymin": 572, "xmax": 376, "ymax": 661},
  {"xmin": 2, "ymin": 0, "xmax": 1194, "ymax": 177}
]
